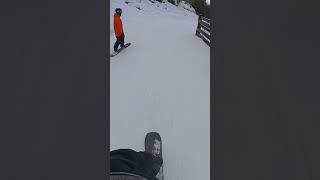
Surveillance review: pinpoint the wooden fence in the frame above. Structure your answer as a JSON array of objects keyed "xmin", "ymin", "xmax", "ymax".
[{"xmin": 196, "ymin": 15, "xmax": 211, "ymax": 46}]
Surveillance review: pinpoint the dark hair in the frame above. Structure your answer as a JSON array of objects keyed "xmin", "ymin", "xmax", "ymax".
[
  {"xmin": 145, "ymin": 132, "xmax": 162, "ymax": 156},
  {"xmin": 115, "ymin": 8, "xmax": 122, "ymax": 15}
]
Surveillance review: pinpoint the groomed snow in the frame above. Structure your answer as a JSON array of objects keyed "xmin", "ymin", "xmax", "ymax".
[{"xmin": 110, "ymin": 1, "xmax": 210, "ymax": 180}]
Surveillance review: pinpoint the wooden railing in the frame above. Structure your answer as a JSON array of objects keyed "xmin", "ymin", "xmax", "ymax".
[{"xmin": 196, "ymin": 15, "xmax": 211, "ymax": 46}]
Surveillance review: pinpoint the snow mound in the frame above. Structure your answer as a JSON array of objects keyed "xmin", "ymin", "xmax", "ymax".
[{"xmin": 178, "ymin": 1, "xmax": 196, "ymax": 13}]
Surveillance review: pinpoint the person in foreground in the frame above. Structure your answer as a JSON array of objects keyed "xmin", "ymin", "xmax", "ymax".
[
  {"xmin": 110, "ymin": 132, "xmax": 164, "ymax": 180},
  {"xmin": 110, "ymin": 148, "xmax": 163, "ymax": 180}
]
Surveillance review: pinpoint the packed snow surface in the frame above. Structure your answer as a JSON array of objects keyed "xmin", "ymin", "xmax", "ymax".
[{"xmin": 110, "ymin": 1, "xmax": 210, "ymax": 180}]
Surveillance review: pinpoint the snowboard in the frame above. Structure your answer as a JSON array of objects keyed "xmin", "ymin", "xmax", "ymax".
[
  {"xmin": 110, "ymin": 172, "xmax": 149, "ymax": 180},
  {"xmin": 145, "ymin": 132, "xmax": 164, "ymax": 180},
  {"xmin": 110, "ymin": 43, "xmax": 131, "ymax": 57}
]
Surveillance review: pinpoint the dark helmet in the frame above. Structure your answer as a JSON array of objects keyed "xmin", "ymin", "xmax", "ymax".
[{"xmin": 115, "ymin": 8, "xmax": 122, "ymax": 16}]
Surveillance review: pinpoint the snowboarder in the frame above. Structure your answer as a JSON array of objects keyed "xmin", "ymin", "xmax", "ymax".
[{"xmin": 114, "ymin": 8, "xmax": 125, "ymax": 52}]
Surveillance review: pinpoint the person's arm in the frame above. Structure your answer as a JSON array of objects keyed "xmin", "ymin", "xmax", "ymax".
[
  {"xmin": 113, "ymin": 20, "xmax": 117, "ymax": 35},
  {"xmin": 119, "ymin": 19, "xmax": 124, "ymax": 35}
]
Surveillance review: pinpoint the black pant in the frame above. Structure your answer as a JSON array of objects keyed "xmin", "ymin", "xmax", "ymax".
[
  {"xmin": 114, "ymin": 34, "xmax": 125, "ymax": 51},
  {"xmin": 110, "ymin": 149, "xmax": 163, "ymax": 180}
]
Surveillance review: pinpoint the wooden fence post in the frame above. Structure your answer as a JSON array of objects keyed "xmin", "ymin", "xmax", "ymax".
[{"xmin": 196, "ymin": 14, "xmax": 201, "ymax": 35}]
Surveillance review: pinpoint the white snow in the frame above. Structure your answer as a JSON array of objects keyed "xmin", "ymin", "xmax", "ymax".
[
  {"xmin": 110, "ymin": 1, "xmax": 210, "ymax": 180},
  {"xmin": 178, "ymin": 1, "xmax": 196, "ymax": 13}
]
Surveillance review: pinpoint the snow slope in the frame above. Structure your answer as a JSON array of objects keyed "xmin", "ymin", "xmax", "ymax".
[{"xmin": 110, "ymin": 1, "xmax": 210, "ymax": 180}]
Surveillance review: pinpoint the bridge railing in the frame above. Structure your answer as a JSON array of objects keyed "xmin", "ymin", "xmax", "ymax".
[{"xmin": 196, "ymin": 15, "xmax": 211, "ymax": 47}]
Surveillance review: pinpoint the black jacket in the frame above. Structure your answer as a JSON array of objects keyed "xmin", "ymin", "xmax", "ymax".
[{"xmin": 110, "ymin": 149, "xmax": 163, "ymax": 180}]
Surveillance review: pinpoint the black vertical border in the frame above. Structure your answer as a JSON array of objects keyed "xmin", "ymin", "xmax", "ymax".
[
  {"xmin": 107, "ymin": 2, "xmax": 110, "ymax": 179},
  {"xmin": 212, "ymin": 0, "xmax": 320, "ymax": 179},
  {"xmin": 0, "ymin": 0, "xmax": 110, "ymax": 179},
  {"xmin": 210, "ymin": 0, "xmax": 216, "ymax": 179}
]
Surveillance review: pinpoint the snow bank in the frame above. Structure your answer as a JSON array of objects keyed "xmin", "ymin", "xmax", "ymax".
[{"xmin": 178, "ymin": 1, "xmax": 196, "ymax": 13}]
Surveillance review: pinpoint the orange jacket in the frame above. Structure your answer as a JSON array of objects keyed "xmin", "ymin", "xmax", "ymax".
[{"xmin": 114, "ymin": 14, "xmax": 124, "ymax": 37}]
